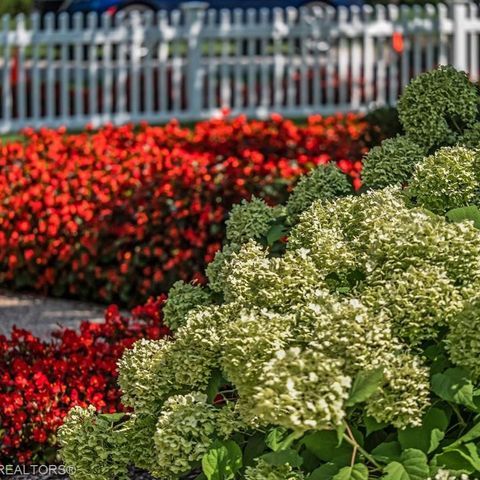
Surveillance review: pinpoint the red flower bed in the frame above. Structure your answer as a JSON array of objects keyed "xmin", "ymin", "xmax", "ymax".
[
  {"xmin": 0, "ymin": 298, "xmax": 169, "ymax": 464},
  {"xmin": 0, "ymin": 113, "xmax": 372, "ymax": 305}
]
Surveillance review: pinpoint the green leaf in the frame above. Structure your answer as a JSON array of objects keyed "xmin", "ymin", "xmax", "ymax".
[
  {"xmin": 267, "ymin": 223, "xmax": 287, "ymax": 246},
  {"xmin": 371, "ymin": 442, "xmax": 402, "ymax": 463},
  {"xmin": 364, "ymin": 416, "xmax": 388, "ymax": 436},
  {"xmin": 446, "ymin": 421, "xmax": 480, "ymax": 450},
  {"xmin": 266, "ymin": 427, "xmax": 289, "ymax": 452},
  {"xmin": 202, "ymin": 440, "xmax": 243, "ymax": 480},
  {"xmin": 382, "ymin": 449, "xmax": 430, "ymax": 480},
  {"xmin": 435, "ymin": 443, "xmax": 480, "ymax": 474},
  {"xmin": 446, "ymin": 205, "xmax": 480, "ymax": 229},
  {"xmin": 303, "ymin": 431, "xmax": 352, "ymax": 467},
  {"xmin": 206, "ymin": 370, "xmax": 225, "ymax": 404},
  {"xmin": 346, "ymin": 368, "xmax": 384, "ymax": 407},
  {"xmin": 96, "ymin": 413, "xmax": 126, "ymax": 423},
  {"xmin": 309, "ymin": 463, "xmax": 340, "ymax": 480},
  {"xmin": 431, "ymin": 368, "xmax": 477, "ymax": 410},
  {"xmin": 244, "ymin": 433, "xmax": 267, "ymax": 466},
  {"xmin": 333, "ymin": 464, "xmax": 369, "ymax": 480},
  {"xmin": 261, "ymin": 449, "xmax": 303, "ymax": 468},
  {"xmin": 398, "ymin": 407, "xmax": 449, "ymax": 454}
]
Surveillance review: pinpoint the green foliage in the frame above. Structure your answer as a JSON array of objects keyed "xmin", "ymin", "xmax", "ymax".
[
  {"xmin": 408, "ymin": 147, "xmax": 479, "ymax": 214},
  {"xmin": 398, "ymin": 66, "xmax": 478, "ymax": 149},
  {"xmin": 61, "ymin": 67, "xmax": 480, "ymax": 480},
  {"xmin": 361, "ymin": 136, "xmax": 426, "ymax": 189},
  {"xmin": 459, "ymin": 123, "xmax": 480, "ymax": 149},
  {"xmin": 58, "ymin": 406, "xmax": 131, "ymax": 480},
  {"xmin": 163, "ymin": 280, "xmax": 211, "ymax": 331},
  {"xmin": 446, "ymin": 300, "xmax": 480, "ymax": 381},
  {"xmin": 0, "ymin": 0, "xmax": 33, "ymax": 16},
  {"xmin": 286, "ymin": 163, "xmax": 352, "ymax": 222},
  {"xmin": 152, "ymin": 394, "xmax": 239, "ymax": 479},
  {"xmin": 244, "ymin": 459, "xmax": 305, "ymax": 479},
  {"xmin": 226, "ymin": 197, "xmax": 279, "ymax": 245}
]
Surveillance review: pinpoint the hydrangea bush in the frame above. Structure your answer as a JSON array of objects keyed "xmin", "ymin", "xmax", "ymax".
[{"xmin": 60, "ymin": 66, "xmax": 480, "ymax": 480}]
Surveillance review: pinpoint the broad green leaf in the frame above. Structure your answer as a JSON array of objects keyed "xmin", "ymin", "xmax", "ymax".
[
  {"xmin": 372, "ymin": 441, "xmax": 402, "ymax": 463},
  {"xmin": 398, "ymin": 407, "xmax": 449, "ymax": 454},
  {"xmin": 244, "ymin": 433, "xmax": 267, "ymax": 466},
  {"xmin": 431, "ymin": 368, "xmax": 477, "ymax": 410},
  {"xmin": 206, "ymin": 370, "xmax": 225, "ymax": 404},
  {"xmin": 435, "ymin": 443, "xmax": 480, "ymax": 473},
  {"xmin": 266, "ymin": 427, "xmax": 289, "ymax": 452},
  {"xmin": 446, "ymin": 205, "xmax": 480, "ymax": 229},
  {"xmin": 261, "ymin": 449, "xmax": 303, "ymax": 468},
  {"xmin": 346, "ymin": 368, "xmax": 384, "ymax": 407},
  {"xmin": 96, "ymin": 412, "xmax": 126, "ymax": 423},
  {"xmin": 303, "ymin": 431, "xmax": 352, "ymax": 467},
  {"xmin": 364, "ymin": 416, "xmax": 388, "ymax": 436},
  {"xmin": 309, "ymin": 463, "xmax": 340, "ymax": 479},
  {"xmin": 446, "ymin": 421, "xmax": 480, "ymax": 450},
  {"xmin": 336, "ymin": 424, "xmax": 347, "ymax": 446},
  {"xmin": 333, "ymin": 464, "xmax": 369, "ymax": 480},
  {"xmin": 202, "ymin": 440, "xmax": 243, "ymax": 480},
  {"xmin": 267, "ymin": 223, "xmax": 287, "ymax": 246},
  {"xmin": 382, "ymin": 449, "xmax": 429, "ymax": 480}
]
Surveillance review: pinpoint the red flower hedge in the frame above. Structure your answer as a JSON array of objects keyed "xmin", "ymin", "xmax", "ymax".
[
  {"xmin": 0, "ymin": 298, "xmax": 169, "ymax": 464},
  {"xmin": 0, "ymin": 114, "xmax": 372, "ymax": 305}
]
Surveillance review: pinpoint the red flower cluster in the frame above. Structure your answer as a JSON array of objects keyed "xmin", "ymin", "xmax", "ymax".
[
  {"xmin": 0, "ymin": 113, "xmax": 372, "ymax": 305},
  {"xmin": 0, "ymin": 298, "xmax": 169, "ymax": 464}
]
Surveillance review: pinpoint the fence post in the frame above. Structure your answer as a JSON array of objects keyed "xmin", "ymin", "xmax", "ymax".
[
  {"xmin": 452, "ymin": 0, "xmax": 468, "ymax": 71},
  {"xmin": 181, "ymin": 2, "xmax": 208, "ymax": 116}
]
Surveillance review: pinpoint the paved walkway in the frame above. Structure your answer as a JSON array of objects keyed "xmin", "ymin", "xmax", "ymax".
[{"xmin": 0, "ymin": 289, "xmax": 107, "ymax": 339}]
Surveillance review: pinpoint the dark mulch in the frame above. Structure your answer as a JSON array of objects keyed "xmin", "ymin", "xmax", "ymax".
[
  {"xmin": 10, "ymin": 467, "xmax": 158, "ymax": 480},
  {"xmin": 10, "ymin": 467, "xmax": 201, "ymax": 479}
]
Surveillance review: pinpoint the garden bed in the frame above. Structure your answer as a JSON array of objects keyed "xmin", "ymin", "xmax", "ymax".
[{"xmin": 0, "ymin": 114, "xmax": 373, "ymax": 306}]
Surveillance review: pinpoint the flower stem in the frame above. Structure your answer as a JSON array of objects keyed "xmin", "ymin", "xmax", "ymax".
[{"xmin": 343, "ymin": 424, "xmax": 381, "ymax": 469}]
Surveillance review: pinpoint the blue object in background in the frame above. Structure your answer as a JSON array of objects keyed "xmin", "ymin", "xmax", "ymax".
[{"xmin": 56, "ymin": 0, "xmax": 363, "ymax": 15}]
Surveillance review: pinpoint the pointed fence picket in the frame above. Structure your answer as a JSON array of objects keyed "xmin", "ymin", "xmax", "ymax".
[{"xmin": 0, "ymin": 1, "xmax": 477, "ymax": 133}]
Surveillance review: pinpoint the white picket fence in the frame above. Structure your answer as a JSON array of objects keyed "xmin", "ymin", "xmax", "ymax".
[{"xmin": 0, "ymin": 1, "xmax": 478, "ymax": 133}]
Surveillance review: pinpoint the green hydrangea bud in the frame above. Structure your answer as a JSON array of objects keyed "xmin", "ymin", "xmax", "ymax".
[
  {"xmin": 206, "ymin": 243, "xmax": 240, "ymax": 294},
  {"xmin": 58, "ymin": 406, "xmax": 130, "ymax": 480},
  {"xmin": 153, "ymin": 394, "xmax": 238, "ymax": 479},
  {"xmin": 163, "ymin": 281, "xmax": 211, "ymax": 331},
  {"xmin": 459, "ymin": 122, "xmax": 480, "ymax": 149},
  {"xmin": 408, "ymin": 146, "xmax": 478, "ymax": 214},
  {"xmin": 445, "ymin": 297, "xmax": 480, "ymax": 380},
  {"xmin": 253, "ymin": 345, "xmax": 351, "ymax": 431},
  {"xmin": 220, "ymin": 308, "xmax": 296, "ymax": 402},
  {"xmin": 286, "ymin": 163, "xmax": 351, "ymax": 222},
  {"xmin": 365, "ymin": 352, "xmax": 430, "ymax": 428},
  {"xmin": 361, "ymin": 136, "xmax": 426, "ymax": 189},
  {"xmin": 245, "ymin": 459, "xmax": 305, "ymax": 480},
  {"xmin": 221, "ymin": 241, "xmax": 327, "ymax": 309},
  {"xmin": 432, "ymin": 469, "xmax": 471, "ymax": 480},
  {"xmin": 226, "ymin": 196, "xmax": 277, "ymax": 244},
  {"xmin": 118, "ymin": 338, "xmax": 180, "ymax": 415},
  {"xmin": 362, "ymin": 264, "xmax": 464, "ymax": 345},
  {"xmin": 398, "ymin": 66, "xmax": 478, "ymax": 149}
]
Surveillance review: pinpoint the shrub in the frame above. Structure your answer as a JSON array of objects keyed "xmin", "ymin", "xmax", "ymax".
[
  {"xmin": 397, "ymin": 65, "xmax": 478, "ymax": 149},
  {"xmin": 59, "ymin": 69, "xmax": 480, "ymax": 479},
  {"xmin": 0, "ymin": 114, "xmax": 370, "ymax": 306},
  {"xmin": 362, "ymin": 66, "xmax": 480, "ymax": 192},
  {"xmin": 361, "ymin": 135, "xmax": 426, "ymax": 189},
  {"xmin": 0, "ymin": 298, "xmax": 169, "ymax": 464},
  {"xmin": 285, "ymin": 163, "xmax": 352, "ymax": 222},
  {"xmin": 408, "ymin": 146, "xmax": 479, "ymax": 214}
]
